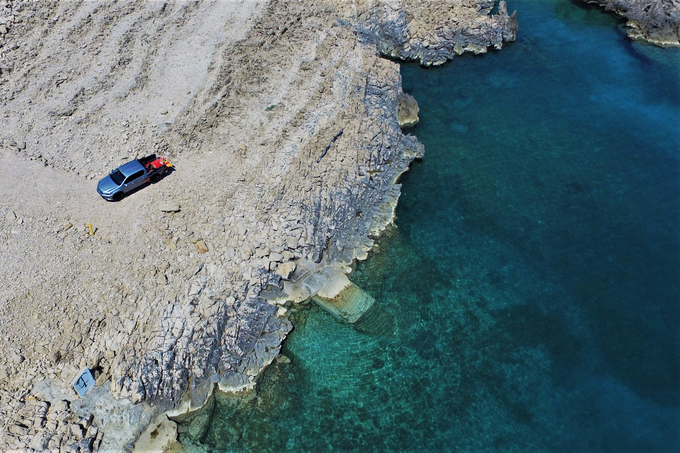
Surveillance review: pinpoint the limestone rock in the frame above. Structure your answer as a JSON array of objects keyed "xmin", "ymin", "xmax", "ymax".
[
  {"xmin": 356, "ymin": 0, "xmax": 518, "ymax": 65},
  {"xmin": 159, "ymin": 202, "xmax": 181, "ymax": 213},
  {"xmin": 11, "ymin": 352, "xmax": 24, "ymax": 365},
  {"xmin": 313, "ymin": 272, "xmax": 375, "ymax": 324},
  {"xmin": 195, "ymin": 240, "xmax": 208, "ymax": 254},
  {"xmin": 584, "ymin": 0, "xmax": 680, "ymax": 46},
  {"xmin": 275, "ymin": 262, "xmax": 297, "ymax": 280},
  {"xmin": 397, "ymin": 92, "xmax": 419, "ymax": 128},
  {"xmin": 134, "ymin": 415, "xmax": 178, "ymax": 453}
]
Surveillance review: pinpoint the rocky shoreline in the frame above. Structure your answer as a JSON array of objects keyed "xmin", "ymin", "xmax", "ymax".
[
  {"xmin": 0, "ymin": 1, "xmax": 517, "ymax": 451},
  {"xmin": 584, "ymin": 0, "xmax": 680, "ymax": 46}
]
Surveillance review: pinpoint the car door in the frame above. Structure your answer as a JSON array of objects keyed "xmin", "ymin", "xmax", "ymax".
[{"xmin": 123, "ymin": 170, "xmax": 146, "ymax": 192}]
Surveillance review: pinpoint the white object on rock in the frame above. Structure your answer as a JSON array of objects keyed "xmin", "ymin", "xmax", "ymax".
[{"xmin": 72, "ymin": 368, "xmax": 95, "ymax": 398}]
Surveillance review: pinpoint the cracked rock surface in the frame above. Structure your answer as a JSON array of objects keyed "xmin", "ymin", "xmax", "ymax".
[
  {"xmin": 584, "ymin": 0, "xmax": 680, "ymax": 46},
  {"xmin": 0, "ymin": 0, "xmax": 515, "ymax": 450}
]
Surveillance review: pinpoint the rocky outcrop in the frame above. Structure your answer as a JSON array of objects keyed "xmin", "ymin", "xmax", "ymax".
[
  {"xmin": 354, "ymin": 0, "xmax": 517, "ymax": 65},
  {"xmin": 0, "ymin": 394, "xmax": 102, "ymax": 452},
  {"xmin": 398, "ymin": 92, "xmax": 420, "ymax": 128},
  {"xmin": 0, "ymin": 0, "xmax": 518, "ymax": 451},
  {"xmin": 584, "ymin": 0, "xmax": 680, "ymax": 46}
]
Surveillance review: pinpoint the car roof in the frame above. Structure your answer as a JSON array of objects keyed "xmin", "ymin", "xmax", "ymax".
[{"xmin": 117, "ymin": 159, "xmax": 145, "ymax": 177}]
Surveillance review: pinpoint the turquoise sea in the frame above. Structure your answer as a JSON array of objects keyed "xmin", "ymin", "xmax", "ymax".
[{"xmin": 178, "ymin": 0, "xmax": 680, "ymax": 451}]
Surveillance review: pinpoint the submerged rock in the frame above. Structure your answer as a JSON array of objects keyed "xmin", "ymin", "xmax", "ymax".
[
  {"xmin": 133, "ymin": 414, "xmax": 179, "ymax": 453},
  {"xmin": 314, "ymin": 282, "xmax": 376, "ymax": 324}
]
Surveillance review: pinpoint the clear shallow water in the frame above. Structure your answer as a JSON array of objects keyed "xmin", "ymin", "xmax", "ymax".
[{"xmin": 178, "ymin": 0, "xmax": 680, "ymax": 451}]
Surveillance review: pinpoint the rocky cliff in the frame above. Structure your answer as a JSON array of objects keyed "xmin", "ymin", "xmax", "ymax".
[
  {"xmin": 355, "ymin": 0, "xmax": 517, "ymax": 65},
  {"xmin": 584, "ymin": 0, "xmax": 680, "ymax": 46},
  {"xmin": 0, "ymin": 0, "xmax": 516, "ymax": 450}
]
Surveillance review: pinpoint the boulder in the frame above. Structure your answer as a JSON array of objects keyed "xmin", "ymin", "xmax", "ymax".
[
  {"xmin": 275, "ymin": 262, "xmax": 296, "ymax": 280},
  {"xmin": 397, "ymin": 92, "xmax": 419, "ymax": 128}
]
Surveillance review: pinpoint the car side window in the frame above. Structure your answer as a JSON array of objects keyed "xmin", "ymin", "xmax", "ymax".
[{"xmin": 126, "ymin": 171, "xmax": 144, "ymax": 184}]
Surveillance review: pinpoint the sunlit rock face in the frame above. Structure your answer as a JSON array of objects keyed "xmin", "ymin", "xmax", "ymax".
[
  {"xmin": 355, "ymin": 0, "xmax": 518, "ymax": 65},
  {"xmin": 584, "ymin": 0, "xmax": 680, "ymax": 46}
]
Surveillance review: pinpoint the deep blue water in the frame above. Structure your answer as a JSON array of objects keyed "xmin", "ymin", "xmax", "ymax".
[{"xmin": 178, "ymin": 0, "xmax": 680, "ymax": 451}]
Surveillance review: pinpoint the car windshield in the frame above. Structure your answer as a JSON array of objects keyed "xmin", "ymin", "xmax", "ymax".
[{"xmin": 110, "ymin": 169, "xmax": 125, "ymax": 185}]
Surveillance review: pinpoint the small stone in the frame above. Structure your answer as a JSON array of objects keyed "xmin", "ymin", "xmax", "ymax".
[
  {"xmin": 0, "ymin": 25, "xmax": 7, "ymax": 35},
  {"xmin": 47, "ymin": 436, "xmax": 62, "ymax": 451},
  {"xmin": 159, "ymin": 202, "xmax": 181, "ymax": 213},
  {"xmin": 12, "ymin": 353, "xmax": 25, "ymax": 365},
  {"xmin": 269, "ymin": 252, "xmax": 284, "ymax": 262},
  {"xmin": 85, "ymin": 425, "xmax": 99, "ymax": 439},
  {"xmin": 54, "ymin": 400, "xmax": 69, "ymax": 413},
  {"xmin": 79, "ymin": 437, "xmax": 94, "ymax": 451},
  {"xmin": 95, "ymin": 372, "xmax": 110, "ymax": 387},
  {"xmin": 77, "ymin": 413, "xmax": 93, "ymax": 429},
  {"xmin": 70, "ymin": 423, "xmax": 84, "ymax": 440},
  {"xmin": 284, "ymin": 236, "xmax": 298, "ymax": 249},
  {"xmin": 195, "ymin": 240, "xmax": 208, "ymax": 254},
  {"xmin": 8, "ymin": 423, "xmax": 28, "ymax": 436},
  {"xmin": 29, "ymin": 434, "xmax": 49, "ymax": 450},
  {"xmin": 188, "ymin": 284, "xmax": 202, "ymax": 296}
]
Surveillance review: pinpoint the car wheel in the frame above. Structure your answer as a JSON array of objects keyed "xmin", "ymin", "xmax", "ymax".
[
  {"xmin": 113, "ymin": 192, "xmax": 124, "ymax": 202},
  {"xmin": 151, "ymin": 174, "xmax": 161, "ymax": 184}
]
